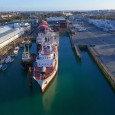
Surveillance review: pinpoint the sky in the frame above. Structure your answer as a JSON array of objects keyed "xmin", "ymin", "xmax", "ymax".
[{"xmin": 0, "ymin": 0, "xmax": 115, "ymax": 11}]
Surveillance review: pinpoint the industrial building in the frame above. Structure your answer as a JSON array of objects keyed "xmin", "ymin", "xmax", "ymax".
[
  {"xmin": 0, "ymin": 23, "xmax": 30, "ymax": 49},
  {"xmin": 46, "ymin": 17, "xmax": 67, "ymax": 28}
]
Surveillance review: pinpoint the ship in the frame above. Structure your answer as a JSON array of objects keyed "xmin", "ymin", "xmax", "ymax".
[
  {"xmin": 33, "ymin": 21, "xmax": 59, "ymax": 92},
  {"xmin": 36, "ymin": 33, "xmax": 45, "ymax": 50},
  {"xmin": 36, "ymin": 20, "xmax": 51, "ymax": 51},
  {"xmin": 21, "ymin": 43, "xmax": 36, "ymax": 70}
]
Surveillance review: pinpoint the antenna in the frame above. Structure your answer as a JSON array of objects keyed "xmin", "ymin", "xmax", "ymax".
[
  {"xmin": 28, "ymin": 43, "xmax": 29, "ymax": 54},
  {"xmin": 24, "ymin": 43, "xmax": 26, "ymax": 52}
]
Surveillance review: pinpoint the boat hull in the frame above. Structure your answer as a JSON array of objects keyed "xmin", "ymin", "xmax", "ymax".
[{"xmin": 33, "ymin": 60, "xmax": 58, "ymax": 92}]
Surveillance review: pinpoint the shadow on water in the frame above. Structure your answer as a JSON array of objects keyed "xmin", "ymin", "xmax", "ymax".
[
  {"xmin": 42, "ymin": 75, "xmax": 58, "ymax": 113},
  {"xmin": 72, "ymin": 44, "xmax": 115, "ymax": 94}
]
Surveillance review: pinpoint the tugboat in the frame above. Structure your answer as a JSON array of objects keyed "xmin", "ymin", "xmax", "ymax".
[{"xmin": 21, "ymin": 44, "xmax": 36, "ymax": 70}]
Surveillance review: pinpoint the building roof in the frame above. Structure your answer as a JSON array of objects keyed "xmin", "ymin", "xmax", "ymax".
[
  {"xmin": 0, "ymin": 26, "xmax": 11, "ymax": 34},
  {"xmin": 46, "ymin": 17, "xmax": 65, "ymax": 22},
  {"xmin": 0, "ymin": 28, "xmax": 23, "ymax": 45}
]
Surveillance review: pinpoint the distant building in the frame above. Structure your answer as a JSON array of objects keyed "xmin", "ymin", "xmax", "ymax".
[
  {"xmin": 0, "ymin": 12, "xmax": 16, "ymax": 19},
  {"xmin": 63, "ymin": 12, "xmax": 73, "ymax": 16},
  {"xmin": 46, "ymin": 17, "xmax": 67, "ymax": 28},
  {"xmin": 1, "ymin": 14, "xmax": 12, "ymax": 19}
]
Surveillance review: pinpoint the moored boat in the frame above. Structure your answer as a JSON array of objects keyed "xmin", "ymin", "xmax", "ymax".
[
  {"xmin": 10, "ymin": 58, "xmax": 14, "ymax": 63},
  {"xmin": 0, "ymin": 64, "xmax": 2, "ymax": 70},
  {"xmin": 21, "ymin": 44, "xmax": 36, "ymax": 70},
  {"xmin": 33, "ymin": 42, "xmax": 58, "ymax": 92},
  {"xmin": 5, "ymin": 56, "xmax": 12, "ymax": 63},
  {"xmin": 13, "ymin": 46, "xmax": 19, "ymax": 56},
  {"xmin": 22, "ymin": 44, "xmax": 30, "ymax": 62},
  {"xmin": 2, "ymin": 64, "xmax": 7, "ymax": 71},
  {"xmin": 33, "ymin": 20, "xmax": 59, "ymax": 92},
  {"xmin": 0, "ymin": 57, "xmax": 6, "ymax": 63},
  {"xmin": 19, "ymin": 43, "xmax": 24, "ymax": 48},
  {"xmin": 36, "ymin": 33, "xmax": 45, "ymax": 50}
]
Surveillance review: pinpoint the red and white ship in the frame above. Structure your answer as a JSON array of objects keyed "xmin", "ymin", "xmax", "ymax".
[
  {"xmin": 36, "ymin": 33, "xmax": 45, "ymax": 50},
  {"xmin": 33, "ymin": 31, "xmax": 58, "ymax": 92}
]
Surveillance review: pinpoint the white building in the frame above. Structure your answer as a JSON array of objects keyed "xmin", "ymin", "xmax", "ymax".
[
  {"xmin": 0, "ymin": 23, "xmax": 30, "ymax": 49},
  {"xmin": 63, "ymin": 12, "xmax": 73, "ymax": 16},
  {"xmin": 46, "ymin": 17, "xmax": 66, "ymax": 22}
]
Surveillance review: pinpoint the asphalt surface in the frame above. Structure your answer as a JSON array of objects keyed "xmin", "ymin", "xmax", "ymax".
[
  {"xmin": 70, "ymin": 20, "xmax": 115, "ymax": 80},
  {"xmin": 73, "ymin": 21, "xmax": 115, "ymax": 46}
]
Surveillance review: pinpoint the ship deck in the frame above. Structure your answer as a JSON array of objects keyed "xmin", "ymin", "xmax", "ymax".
[{"xmin": 34, "ymin": 64, "xmax": 56, "ymax": 80}]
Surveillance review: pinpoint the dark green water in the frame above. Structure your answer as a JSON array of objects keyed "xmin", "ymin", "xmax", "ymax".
[{"xmin": 0, "ymin": 36, "xmax": 115, "ymax": 115}]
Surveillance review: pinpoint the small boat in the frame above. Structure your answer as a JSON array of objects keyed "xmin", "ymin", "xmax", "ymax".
[
  {"xmin": 2, "ymin": 64, "xmax": 7, "ymax": 71},
  {"xmin": 0, "ymin": 64, "xmax": 2, "ymax": 70},
  {"xmin": 15, "ymin": 46, "xmax": 20, "ymax": 50},
  {"xmin": 21, "ymin": 44, "xmax": 36, "ymax": 70},
  {"xmin": 0, "ymin": 58, "xmax": 5, "ymax": 63},
  {"xmin": 13, "ymin": 47, "xmax": 19, "ymax": 56},
  {"xmin": 5, "ymin": 56, "xmax": 12, "ymax": 63},
  {"xmin": 9, "ymin": 51, "xmax": 15, "ymax": 57},
  {"xmin": 22, "ymin": 52, "xmax": 30, "ymax": 62},
  {"xmin": 19, "ymin": 43, "xmax": 24, "ymax": 48},
  {"xmin": 10, "ymin": 58, "xmax": 14, "ymax": 63}
]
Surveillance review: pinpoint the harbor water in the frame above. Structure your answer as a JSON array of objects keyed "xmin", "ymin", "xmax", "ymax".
[{"xmin": 0, "ymin": 36, "xmax": 115, "ymax": 115}]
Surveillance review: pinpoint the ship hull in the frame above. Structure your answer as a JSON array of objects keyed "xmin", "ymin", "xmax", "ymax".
[{"xmin": 33, "ymin": 59, "xmax": 58, "ymax": 92}]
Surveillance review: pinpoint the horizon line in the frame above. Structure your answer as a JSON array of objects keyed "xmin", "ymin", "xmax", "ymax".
[{"xmin": 0, "ymin": 9, "xmax": 115, "ymax": 12}]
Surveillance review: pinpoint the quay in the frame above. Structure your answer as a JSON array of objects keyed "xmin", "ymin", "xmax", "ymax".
[
  {"xmin": 74, "ymin": 44, "xmax": 82, "ymax": 59},
  {"xmin": 68, "ymin": 19, "xmax": 115, "ymax": 89},
  {"xmin": 88, "ymin": 46, "xmax": 115, "ymax": 89}
]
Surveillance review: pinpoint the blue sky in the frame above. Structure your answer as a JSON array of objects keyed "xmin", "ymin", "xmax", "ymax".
[{"xmin": 0, "ymin": 0, "xmax": 115, "ymax": 11}]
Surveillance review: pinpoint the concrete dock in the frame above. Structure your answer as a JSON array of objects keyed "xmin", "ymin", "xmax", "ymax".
[
  {"xmin": 68, "ymin": 20, "xmax": 115, "ymax": 89},
  {"xmin": 88, "ymin": 46, "xmax": 115, "ymax": 89},
  {"xmin": 74, "ymin": 44, "xmax": 82, "ymax": 59}
]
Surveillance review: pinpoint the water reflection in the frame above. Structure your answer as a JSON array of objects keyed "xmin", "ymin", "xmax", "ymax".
[{"xmin": 42, "ymin": 74, "xmax": 58, "ymax": 112}]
